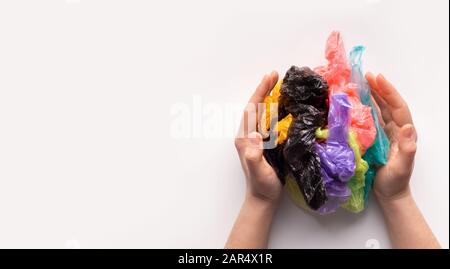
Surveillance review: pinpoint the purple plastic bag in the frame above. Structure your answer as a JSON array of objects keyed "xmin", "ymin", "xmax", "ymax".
[{"xmin": 315, "ymin": 93, "xmax": 356, "ymax": 214}]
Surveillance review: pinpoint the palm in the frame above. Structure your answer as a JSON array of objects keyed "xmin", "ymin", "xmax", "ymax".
[
  {"xmin": 252, "ymin": 162, "xmax": 282, "ymax": 200},
  {"xmin": 366, "ymin": 73, "xmax": 417, "ymax": 199},
  {"xmin": 375, "ymin": 123, "xmax": 409, "ymax": 197}
]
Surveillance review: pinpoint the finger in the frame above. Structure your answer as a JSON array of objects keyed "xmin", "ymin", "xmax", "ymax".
[
  {"xmin": 367, "ymin": 72, "xmax": 391, "ymax": 114},
  {"xmin": 235, "ymin": 133, "xmax": 262, "ymax": 177},
  {"xmin": 371, "ymin": 90, "xmax": 392, "ymax": 124},
  {"xmin": 234, "ymin": 137, "xmax": 249, "ymax": 177},
  {"xmin": 383, "ymin": 121, "xmax": 399, "ymax": 142},
  {"xmin": 238, "ymin": 72, "xmax": 279, "ymax": 138},
  {"xmin": 375, "ymin": 74, "xmax": 404, "ymax": 108},
  {"xmin": 239, "ymin": 103, "xmax": 257, "ymax": 137},
  {"xmin": 248, "ymin": 71, "xmax": 279, "ymax": 105},
  {"xmin": 366, "ymin": 72, "xmax": 393, "ymax": 124},
  {"xmin": 243, "ymin": 132, "xmax": 268, "ymax": 178},
  {"xmin": 366, "ymin": 72, "xmax": 381, "ymax": 97},
  {"xmin": 256, "ymin": 72, "xmax": 278, "ymax": 133},
  {"xmin": 391, "ymin": 124, "xmax": 417, "ymax": 178},
  {"xmin": 365, "ymin": 72, "xmax": 378, "ymax": 89},
  {"xmin": 370, "ymin": 94, "xmax": 386, "ymax": 127},
  {"xmin": 376, "ymin": 74, "xmax": 413, "ymax": 126}
]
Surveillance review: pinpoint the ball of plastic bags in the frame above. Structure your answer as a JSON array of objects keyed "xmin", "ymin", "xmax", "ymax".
[{"xmin": 259, "ymin": 31, "xmax": 388, "ymax": 214}]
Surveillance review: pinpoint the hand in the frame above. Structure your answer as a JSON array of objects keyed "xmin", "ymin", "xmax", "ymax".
[
  {"xmin": 366, "ymin": 73, "xmax": 417, "ymax": 201},
  {"xmin": 235, "ymin": 71, "xmax": 282, "ymax": 203},
  {"xmin": 366, "ymin": 73, "xmax": 440, "ymax": 248},
  {"xmin": 226, "ymin": 71, "xmax": 282, "ymax": 249}
]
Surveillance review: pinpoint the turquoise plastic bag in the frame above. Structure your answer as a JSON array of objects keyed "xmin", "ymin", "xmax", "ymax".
[{"xmin": 349, "ymin": 46, "xmax": 390, "ymax": 203}]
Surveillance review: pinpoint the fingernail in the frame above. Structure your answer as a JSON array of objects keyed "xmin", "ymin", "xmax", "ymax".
[{"xmin": 403, "ymin": 125, "xmax": 415, "ymax": 139}]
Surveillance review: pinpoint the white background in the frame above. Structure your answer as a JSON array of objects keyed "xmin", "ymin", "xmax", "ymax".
[{"xmin": 0, "ymin": 0, "xmax": 448, "ymax": 248}]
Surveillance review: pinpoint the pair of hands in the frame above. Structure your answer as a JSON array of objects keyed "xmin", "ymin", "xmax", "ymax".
[{"xmin": 234, "ymin": 71, "xmax": 417, "ymax": 207}]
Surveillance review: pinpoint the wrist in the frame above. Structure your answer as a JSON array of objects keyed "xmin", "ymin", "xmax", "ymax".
[
  {"xmin": 376, "ymin": 186, "xmax": 415, "ymax": 212},
  {"xmin": 375, "ymin": 187, "xmax": 441, "ymax": 249},
  {"xmin": 244, "ymin": 192, "xmax": 280, "ymax": 214},
  {"xmin": 226, "ymin": 189, "xmax": 279, "ymax": 249}
]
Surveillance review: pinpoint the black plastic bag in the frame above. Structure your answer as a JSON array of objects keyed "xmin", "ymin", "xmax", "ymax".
[
  {"xmin": 279, "ymin": 66, "xmax": 328, "ymax": 117},
  {"xmin": 263, "ymin": 66, "xmax": 329, "ymax": 210},
  {"xmin": 263, "ymin": 144, "xmax": 287, "ymax": 185},
  {"xmin": 283, "ymin": 107, "xmax": 327, "ymax": 209}
]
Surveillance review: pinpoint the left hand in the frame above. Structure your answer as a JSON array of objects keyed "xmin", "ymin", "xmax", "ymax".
[{"xmin": 366, "ymin": 73, "xmax": 417, "ymax": 201}]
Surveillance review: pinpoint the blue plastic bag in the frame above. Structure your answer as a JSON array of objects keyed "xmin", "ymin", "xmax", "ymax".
[{"xmin": 349, "ymin": 45, "xmax": 390, "ymax": 203}]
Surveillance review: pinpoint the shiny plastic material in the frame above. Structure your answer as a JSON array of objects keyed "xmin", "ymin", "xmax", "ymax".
[
  {"xmin": 260, "ymin": 80, "xmax": 283, "ymax": 140},
  {"xmin": 260, "ymin": 32, "xmax": 389, "ymax": 214},
  {"xmin": 349, "ymin": 45, "xmax": 390, "ymax": 203},
  {"xmin": 285, "ymin": 175, "xmax": 310, "ymax": 211},
  {"xmin": 314, "ymin": 31, "xmax": 376, "ymax": 153},
  {"xmin": 275, "ymin": 114, "xmax": 293, "ymax": 145},
  {"xmin": 281, "ymin": 66, "xmax": 329, "ymax": 210},
  {"xmin": 262, "ymin": 66, "xmax": 330, "ymax": 210},
  {"xmin": 279, "ymin": 66, "xmax": 329, "ymax": 118},
  {"xmin": 315, "ymin": 94, "xmax": 355, "ymax": 214},
  {"xmin": 316, "ymin": 129, "xmax": 368, "ymax": 212},
  {"xmin": 284, "ymin": 108, "xmax": 327, "ymax": 210},
  {"xmin": 342, "ymin": 131, "xmax": 369, "ymax": 212}
]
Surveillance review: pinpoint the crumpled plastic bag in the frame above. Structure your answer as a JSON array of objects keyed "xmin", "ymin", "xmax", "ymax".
[
  {"xmin": 284, "ymin": 108, "xmax": 327, "ymax": 210},
  {"xmin": 314, "ymin": 31, "xmax": 351, "ymax": 86},
  {"xmin": 314, "ymin": 93, "xmax": 355, "ymax": 214},
  {"xmin": 285, "ymin": 175, "xmax": 310, "ymax": 210},
  {"xmin": 260, "ymin": 79, "xmax": 295, "ymax": 146},
  {"xmin": 274, "ymin": 114, "xmax": 293, "ymax": 145},
  {"xmin": 279, "ymin": 66, "xmax": 329, "ymax": 117},
  {"xmin": 349, "ymin": 45, "xmax": 390, "ymax": 203},
  {"xmin": 316, "ymin": 128, "xmax": 368, "ymax": 213},
  {"xmin": 280, "ymin": 66, "xmax": 329, "ymax": 210},
  {"xmin": 259, "ymin": 32, "xmax": 389, "ymax": 214},
  {"xmin": 260, "ymin": 80, "xmax": 283, "ymax": 140},
  {"xmin": 342, "ymin": 131, "xmax": 369, "ymax": 212},
  {"xmin": 262, "ymin": 66, "xmax": 330, "ymax": 210},
  {"xmin": 314, "ymin": 31, "xmax": 376, "ymax": 154}
]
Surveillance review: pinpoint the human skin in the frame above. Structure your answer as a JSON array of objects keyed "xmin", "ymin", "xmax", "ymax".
[
  {"xmin": 225, "ymin": 71, "xmax": 282, "ymax": 249},
  {"xmin": 366, "ymin": 73, "xmax": 440, "ymax": 249},
  {"xmin": 225, "ymin": 71, "xmax": 441, "ymax": 249}
]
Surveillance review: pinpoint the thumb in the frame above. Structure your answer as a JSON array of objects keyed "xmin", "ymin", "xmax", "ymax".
[
  {"xmin": 394, "ymin": 124, "xmax": 417, "ymax": 177},
  {"xmin": 243, "ymin": 132, "xmax": 267, "ymax": 178}
]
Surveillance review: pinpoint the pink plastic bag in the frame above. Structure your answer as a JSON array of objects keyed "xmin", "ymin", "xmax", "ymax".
[{"xmin": 314, "ymin": 31, "xmax": 376, "ymax": 153}]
